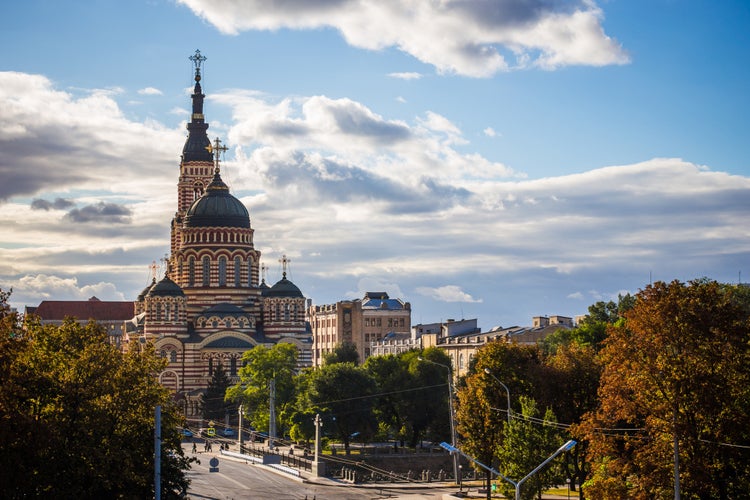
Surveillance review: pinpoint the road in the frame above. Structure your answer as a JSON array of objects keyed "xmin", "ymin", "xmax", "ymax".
[{"xmin": 182, "ymin": 445, "xmax": 455, "ymax": 500}]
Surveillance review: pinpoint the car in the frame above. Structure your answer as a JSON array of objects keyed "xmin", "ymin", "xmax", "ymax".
[
  {"xmin": 181, "ymin": 428, "xmax": 194, "ymax": 438},
  {"xmin": 222, "ymin": 428, "xmax": 235, "ymax": 437}
]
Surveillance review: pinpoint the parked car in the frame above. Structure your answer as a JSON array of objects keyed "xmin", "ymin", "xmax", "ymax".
[
  {"xmin": 181, "ymin": 428, "xmax": 194, "ymax": 438},
  {"xmin": 222, "ymin": 428, "xmax": 235, "ymax": 437}
]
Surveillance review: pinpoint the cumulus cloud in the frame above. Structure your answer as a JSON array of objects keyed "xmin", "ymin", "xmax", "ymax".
[
  {"xmin": 177, "ymin": 0, "xmax": 629, "ymax": 77},
  {"xmin": 416, "ymin": 285, "xmax": 483, "ymax": 303},
  {"xmin": 17, "ymin": 274, "xmax": 126, "ymax": 302},
  {"xmin": 138, "ymin": 87, "xmax": 163, "ymax": 95},
  {"xmin": 0, "ymin": 71, "xmax": 182, "ymax": 201},
  {"xmin": 31, "ymin": 197, "xmax": 75, "ymax": 211},
  {"xmin": 64, "ymin": 202, "xmax": 133, "ymax": 224}
]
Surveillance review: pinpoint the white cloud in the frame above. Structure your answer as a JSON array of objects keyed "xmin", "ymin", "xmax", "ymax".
[
  {"xmin": 483, "ymin": 127, "xmax": 499, "ymax": 137},
  {"xmin": 416, "ymin": 285, "xmax": 483, "ymax": 303},
  {"xmin": 18, "ymin": 274, "xmax": 126, "ymax": 301},
  {"xmin": 177, "ymin": 0, "xmax": 629, "ymax": 77},
  {"xmin": 388, "ymin": 72, "xmax": 422, "ymax": 80},
  {"xmin": 138, "ymin": 87, "xmax": 163, "ymax": 96}
]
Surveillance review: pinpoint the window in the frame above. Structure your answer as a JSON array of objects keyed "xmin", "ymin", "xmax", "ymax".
[
  {"xmin": 218, "ymin": 256, "xmax": 227, "ymax": 286},
  {"xmin": 165, "ymin": 303, "xmax": 171, "ymax": 322},
  {"xmin": 170, "ymin": 350, "xmax": 177, "ymax": 363},
  {"xmin": 365, "ymin": 318, "xmax": 370, "ymax": 327},
  {"xmin": 155, "ymin": 302, "xmax": 161, "ymax": 321},
  {"xmin": 234, "ymin": 257, "xmax": 241, "ymax": 287},
  {"xmin": 230, "ymin": 357, "xmax": 237, "ymax": 376},
  {"xmin": 208, "ymin": 357, "xmax": 213, "ymax": 376},
  {"xmin": 284, "ymin": 303, "xmax": 290, "ymax": 321},
  {"xmin": 377, "ymin": 318, "xmax": 382, "ymax": 327},
  {"xmin": 248, "ymin": 260, "xmax": 253, "ymax": 287},
  {"xmin": 399, "ymin": 318, "xmax": 405, "ymax": 327},
  {"xmin": 202, "ymin": 256, "xmax": 210, "ymax": 286},
  {"xmin": 188, "ymin": 257, "xmax": 195, "ymax": 286},
  {"xmin": 388, "ymin": 318, "xmax": 393, "ymax": 328}
]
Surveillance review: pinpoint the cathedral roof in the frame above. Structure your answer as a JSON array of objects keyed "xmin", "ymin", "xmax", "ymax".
[
  {"xmin": 266, "ymin": 273, "xmax": 304, "ymax": 298},
  {"xmin": 184, "ymin": 170, "xmax": 250, "ymax": 228},
  {"xmin": 199, "ymin": 303, "xmax": 246, "ymax": 316},
  {"xmin": 147, "ymin": 274, "xmax": 184, "ymax": 297},
  {"xmin": 137, "ymin": 278, "xmax": 156, "ymax": 301}
]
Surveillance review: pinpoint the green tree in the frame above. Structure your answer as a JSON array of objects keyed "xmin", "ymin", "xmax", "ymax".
[
  {"xmin": 299, "ymin": 362, "xmax": 377, "ymax": 454},
  {"xmin": 0, "ymin": 313, "xmax": 193, "ymax": 498},
  {"xmin": 364, "ymin": 353, "xmax": 410, "ymax": 443},
  {"xmin": 323, "ymin": 341, "xmax": 359, "ymax": 365},
  {"xmin": 227, "ymin": 343, "xmax": 298, "ymax": 435},
  {"xmin": 201, "ymin": 361, "xmax": 231, "ymax": 423},
  {"xmin": 497, "ymin": 396, "xmax": 564, "ymax": 500},
  {"xmin": 582, "ymin": 280, "xmax": 750, "ymax": 499},
  {"xmin": 404, "ymin": 348, "xmax": 452, "ymax": 447}
]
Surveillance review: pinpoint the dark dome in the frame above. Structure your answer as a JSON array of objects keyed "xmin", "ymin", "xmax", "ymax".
[
  {"xmin": 147, "ymin": 275, "xmax": 184, "ymax": 297},
  {"xmin": 267, "ymin": 274, "xmax": 303, "ymax": 298},
  {"xmin": 184, "ymin": 170, "xmax": 250, "ymax": 228},
  {"xmin": 137, "ymin": 278, "xmax": 156, "ymax": 301}
]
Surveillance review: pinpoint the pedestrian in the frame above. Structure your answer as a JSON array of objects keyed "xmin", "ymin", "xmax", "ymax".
[{"xmin": 192, "ymin": 442, "xmax": 197, "ymax": 454}]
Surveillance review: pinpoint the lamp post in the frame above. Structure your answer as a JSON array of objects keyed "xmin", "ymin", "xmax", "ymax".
[
  {"xmin": 483, "ymin": 368, "xmax": 512, "ymax": 424},
  {"xmin": 418, "ymin": 356, "xmax": 460, "ymax": 485},
  {"xmin": 440, "ymin": 439, "xmax": 577, "ymax": 500},
  {"xmin": 238, "ymin": 404, "xmax": 243, "ymax": 451}
]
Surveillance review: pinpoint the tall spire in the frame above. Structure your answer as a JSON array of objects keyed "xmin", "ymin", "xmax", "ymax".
[{"xmin": 182, "ymin": 49, "xmax": 213, "ymax": 163}]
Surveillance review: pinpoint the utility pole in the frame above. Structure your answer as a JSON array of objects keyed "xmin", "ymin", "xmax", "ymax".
[{"xmin": 269, "ymin": 378, "xmax": 276, "ymax": 450}]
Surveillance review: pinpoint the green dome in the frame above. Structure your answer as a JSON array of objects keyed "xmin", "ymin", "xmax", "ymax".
[{"xmin": 184, "ymin": 170, "xmax": 250, "ymax": 228}]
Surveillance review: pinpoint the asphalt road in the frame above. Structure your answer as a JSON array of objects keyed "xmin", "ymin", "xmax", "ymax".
[{"xmin": 182, "ymin": 445, "xmax": 454, "ymax": 500}]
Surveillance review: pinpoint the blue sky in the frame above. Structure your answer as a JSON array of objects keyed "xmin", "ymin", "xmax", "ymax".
[{"xmin": 1, "ymin": 0, "xmax": 749, "ymax": 330}]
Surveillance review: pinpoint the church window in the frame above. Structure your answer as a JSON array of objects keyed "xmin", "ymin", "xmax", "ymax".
[
  {"xmin": 284, "ymin": 303, "xmax": 290, "ymax": 321},
  {"xmin": 170, "ymin": 350, "xmax": 177, "ymax": 363},
  {"xmin": 173, "ymin": 302, "xmax": 179, "ymax": 321},
  {"xmin": 275, "ymin": 304, "xmax": 281, "ymax": 321},
  {"xmin": 202, "ymin": 257, "xmax": 210, "ymax": 286},
  {"xmin": 292, "ymin": 304, "xmax": 298, "ymax": 321},
  {"xmin": 234, "ymin": 257, "xmax": 241, "ymax": 287},
  {"xmin": 230, "ymin": 357, "xmax": 237, "ymax": 376},
  {"xmin": 218, "ymin": 256, "xmax": 227, "ymax": 286},
  {"xmin": 188, "ymin": 257, "xmax": 195, "ymax": 286},
  {"xmin": 155, "ymin": 302, "xmax": 161, "ymax": 321},
  {"xmin": 208, "ymin": 357, "xmax": 213, "ymax": 376},
  {"xmin": 165, "ymin": 303, "xmax": 171, "ymax": 322}
]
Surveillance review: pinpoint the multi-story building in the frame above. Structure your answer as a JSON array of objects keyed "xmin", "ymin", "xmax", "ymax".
[
  {"xmin": 308, "ymin": 292, "xmax": 411, "ymax": 365},
  {"xmin": 370, "ymin": 318, "xmax": 480, "ymax": 357}
]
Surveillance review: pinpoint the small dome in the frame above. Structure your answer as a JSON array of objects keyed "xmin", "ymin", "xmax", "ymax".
[
  {"xmin": 184, "ymin": 170, "xmax": 250, "ymax": 228},
  {"xmin": 147, "ymin": 275, "xmax": 184, "ymax": 297},
  {"xmin": 137, "ymin": 278, "xmax": 156, "ymax": 301},
  {"xmin": 267, "ymin": 274, "xmax": 303, "ymax": 298}
]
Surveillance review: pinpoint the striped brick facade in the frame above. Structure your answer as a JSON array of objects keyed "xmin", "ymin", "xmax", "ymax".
[{"xmin": 131, "ymin": 57, "xmax": 311, "ymax": 418}]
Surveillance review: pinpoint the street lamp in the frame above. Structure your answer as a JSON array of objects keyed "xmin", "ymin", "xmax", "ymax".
[
  {"xmin": 440, "ymin": 439, "xmax": 577, "ymax": 500},
  {"xmin": 238, "ymin": 404, "xmax": 243, "ymax": 450},
  {"xmin": 418, "ymin": 356, "xmax": 460, "ymax": 485},
  {"xmin": 483, "ymin": 368, "xmax": 512, "ymax": 424}
]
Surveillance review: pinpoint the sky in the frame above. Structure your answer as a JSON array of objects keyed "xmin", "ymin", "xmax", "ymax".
[{"xmin": 1, "ymin": 0, "xmax": 749, "ymax": 330}]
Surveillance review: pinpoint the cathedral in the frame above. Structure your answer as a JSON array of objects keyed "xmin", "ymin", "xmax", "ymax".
[{"xmin": 129, "ymin": 51, "xmax": 311, "ymax": 417}]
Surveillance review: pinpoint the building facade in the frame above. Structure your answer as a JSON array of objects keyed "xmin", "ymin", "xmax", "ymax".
[
  {"xmin": 128, "ymin": 52, "xmax": 310, "ymax": 417},
  {"xmin": 308, "ymin": 292, "xmax": 411, "ymax": 365}
]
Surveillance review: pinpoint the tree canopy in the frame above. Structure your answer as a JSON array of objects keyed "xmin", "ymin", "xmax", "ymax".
[{"xmin": 0, "ymin": 303, "xmax": 193, "ymax": 498}]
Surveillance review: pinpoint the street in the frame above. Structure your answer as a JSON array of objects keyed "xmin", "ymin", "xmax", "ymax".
[{"xmin": 182, "ymin": 444, "xmax": 455, "ymax": 500}]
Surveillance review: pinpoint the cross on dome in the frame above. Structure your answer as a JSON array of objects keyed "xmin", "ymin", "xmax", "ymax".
[{"xmin": 189, "ymin": 49, "xmax": 207, "ymax": 81}]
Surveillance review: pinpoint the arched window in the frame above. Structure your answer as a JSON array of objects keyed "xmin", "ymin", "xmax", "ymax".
[
  {"xmin": 284, "ymin": 303, "xmax": 290, "ymax": 321},
  {"xmin": 188, "ymin": 257, "xmax": 195, "ymax": 286},
  {"xmin": 234, "ymin": 256, "xmax": 242, "ymax": 287},
  {"xmin": 155, "ymin": 301, "xmax": 161, "ymax": 321},
  {"xmin": 170, "ymin": 350, "xmax": 177, "ymax": 363},
  {"xmin": 173, "ymin": 302, "xmax": 179, "ymax": 322},
  {"xmin": 202, "ymin": 256, "xmax": 210, "ymax": 286},
  {"xmin": 208, "ymin": 357, "xmax": 213, "ymax": 376},
  {"xmin": 230, "ymin": 357, "xmax": 237, "ymax": 376},
  {"xmin": 218, "ymin": 256, "xmax": 227, "ymax": 286},
  {"xmin": 165, "ymin": 303, "xmax": 171, "ymax": 322}
]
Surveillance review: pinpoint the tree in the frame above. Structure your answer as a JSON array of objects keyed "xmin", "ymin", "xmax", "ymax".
[
  {"xmin": 323, "ymin": 341, "xmax": 359, "ymax": 365},
  {"xmin": 298, "ymin": 362, "xmax": 377, "ymax": 454},
  {"xmin": 0, "ymin": 312, "xmax": 193, "ymax": 498},
  {"xmin": 364, "ymin": 353, "xmax": 410, "ymax": 443},
  {"xmin": 403, "ymin": 348, "xmax": 452, "ymax": 447},
  {"xmin": 497, "ymin": 396, "xmax": 564, "ymax": 500},
  {"xmin": 581, "ymin": 280, "xmax": 750, "ymax": 499},
  {"xmin": 227, "ymin": 343, "xmax": 298, "ymax": 435},
  {"xmin": 201, "ymin": 361, "xmax": 231, "ymax": 423}
]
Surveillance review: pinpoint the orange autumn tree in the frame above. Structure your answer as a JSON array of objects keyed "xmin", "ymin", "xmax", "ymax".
[{"xmin": 581, "ymin": 279, "xmax": 750, "ymax": 500}]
